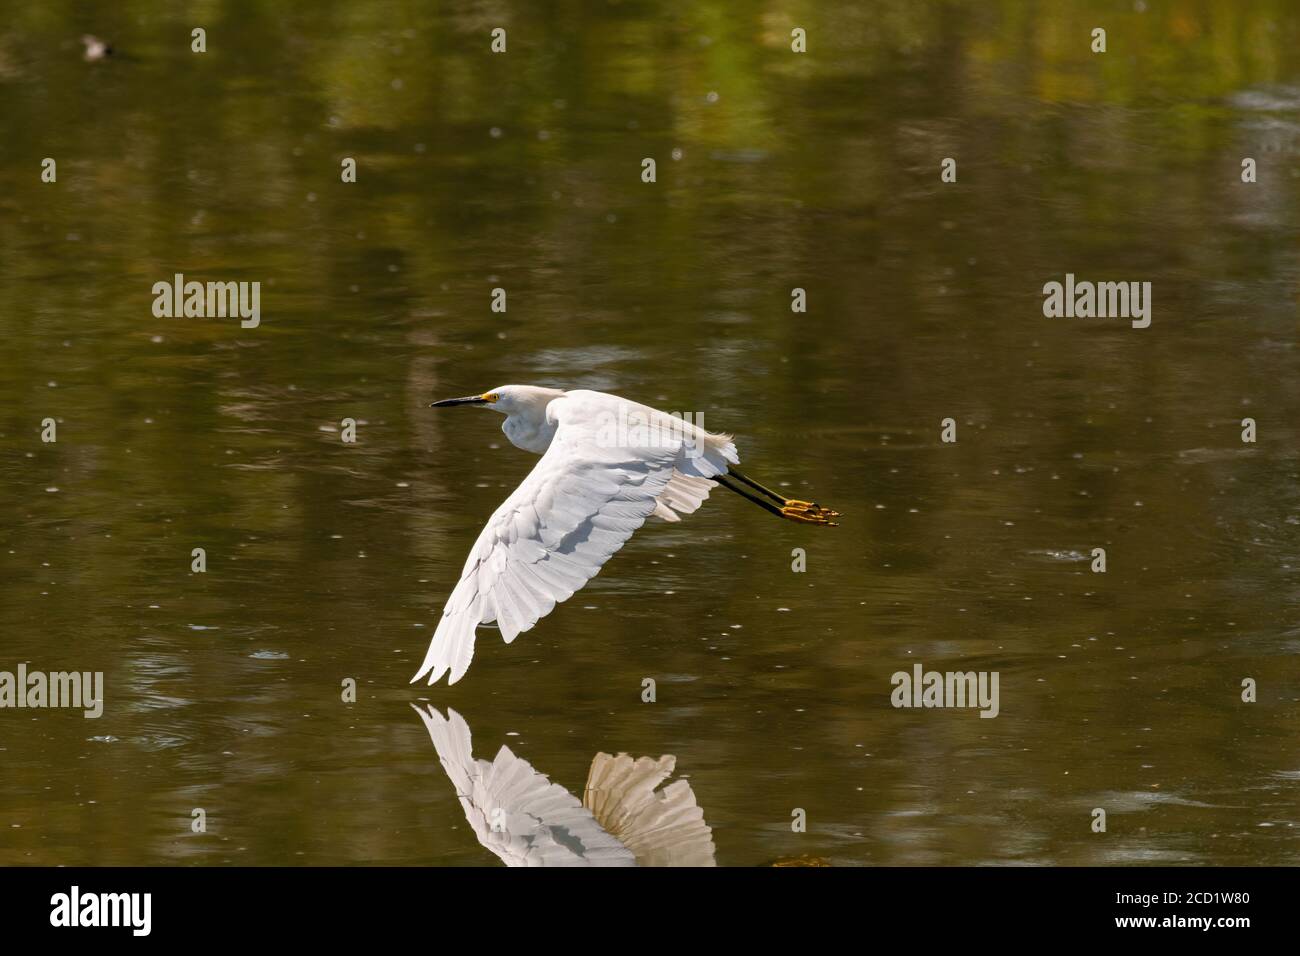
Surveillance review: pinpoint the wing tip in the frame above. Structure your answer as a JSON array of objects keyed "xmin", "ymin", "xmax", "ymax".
[{"xmin": 411, "ymin": 659, "xmax": 450, "ymax": 685}]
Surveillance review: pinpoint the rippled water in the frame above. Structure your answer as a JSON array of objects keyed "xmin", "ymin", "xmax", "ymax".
[{"xmin": 1, "ymin": 1, "xmax": 1298, "ymax": 866}]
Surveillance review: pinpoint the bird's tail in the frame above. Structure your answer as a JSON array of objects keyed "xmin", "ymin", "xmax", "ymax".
[{"xmin": 411, "ymin": 590, "xmax": 481, "ymax": 685}]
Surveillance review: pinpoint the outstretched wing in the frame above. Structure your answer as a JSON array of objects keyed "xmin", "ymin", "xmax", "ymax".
[
  {"xmin": 414, "ymin": 393, "xmax": 685, "ymax": 685},
  {"xmin": 584, "ymin": 752, "xmax": 717, "ymax": 866},
  {"xmin": 413, "ymin": 705, "xmax": 635, "ymax": 867}
]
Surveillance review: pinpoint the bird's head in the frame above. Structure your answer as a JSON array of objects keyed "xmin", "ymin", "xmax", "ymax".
[{"xmin": 430, "ymin": 385, "xmax": 562, "ymax": 419}]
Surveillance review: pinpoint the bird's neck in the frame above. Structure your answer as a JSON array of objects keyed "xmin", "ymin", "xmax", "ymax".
[{"xmin": 502, "ymin": 413, "xmax": 556, "ymax": 454}]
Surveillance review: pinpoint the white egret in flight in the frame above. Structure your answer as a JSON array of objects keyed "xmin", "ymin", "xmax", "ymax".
[
  {"xmin": 414, "ymin": 386, "xmax": 839, "ymax": 684},
  {"xmin": 413, "ymin": 705, "xmax": 716, "ymax": 866}
]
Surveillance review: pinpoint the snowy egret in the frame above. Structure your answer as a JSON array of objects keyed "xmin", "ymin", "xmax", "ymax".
[
  {"xmin": 413, "ymin": 704, "xmax": 715, "ymax": 866},
  {"xmin": 413, "ymin": 385, "xmax": 839, "ymax": 684}
]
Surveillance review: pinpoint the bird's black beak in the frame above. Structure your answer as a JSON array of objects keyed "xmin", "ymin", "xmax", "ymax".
[{"xmin": 430, "ymin": 395, "xmax": 490, "ymax": 408}]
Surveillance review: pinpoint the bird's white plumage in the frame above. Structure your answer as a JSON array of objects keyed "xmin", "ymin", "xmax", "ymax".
[
  {"xmin": 414, "ymin": 705, "xmax": 634, "ymax": 866},
  {"xmin": 414, "ymin": 389, "xmax": 738, "ymax": 685},
  {"xmin": 414, "ymin": 705, "xmax": 716, "ymax": 866},
  {"xmin": 584, "ymin": 752, "xmax": 717, "ymax": 866},
  {"xmin": 652, "ymin": 470, "xmax": 718, "ymax": 522}
]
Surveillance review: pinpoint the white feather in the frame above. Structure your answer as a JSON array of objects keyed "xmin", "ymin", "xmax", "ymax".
[
  {"xmin": 413, "ymin": 705, "xmax": 636, "ymax": 866},
  {"xmin": 414, "ymin": 705, "xmax": 715, "ymax": 866}
]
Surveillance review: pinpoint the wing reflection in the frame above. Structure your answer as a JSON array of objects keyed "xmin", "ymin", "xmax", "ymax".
[{"xmin": 413, "ymin": 705, "xmax": 716, "ymax": 867}]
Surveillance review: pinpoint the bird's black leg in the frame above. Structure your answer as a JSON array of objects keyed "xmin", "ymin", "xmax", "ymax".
[
  {"xmin": 726, "ymin": 468, "xmax": 789, "ymax": 504},
  {"xmin": 716, "ymin": 474, "xmax": 786, "ymax": 517},
  {"xmin": 717, "ymin": 472, "xmax": 840, "ymax": 526}
]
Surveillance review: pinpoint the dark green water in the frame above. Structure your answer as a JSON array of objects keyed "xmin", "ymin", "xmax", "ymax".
[{"xmin": 1, "ymin": 1, "xmax": 1298, "ymax": 865}]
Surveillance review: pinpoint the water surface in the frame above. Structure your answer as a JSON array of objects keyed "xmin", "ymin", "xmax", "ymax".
[{"xmin": 1, "ymin": 1, "xmax": 1298, "ymax": 865}]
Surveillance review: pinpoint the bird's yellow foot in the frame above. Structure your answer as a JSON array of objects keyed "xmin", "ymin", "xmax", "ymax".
[{"xmin": 779, "ymin": 500, "xmax": 841, "ymax": 526}]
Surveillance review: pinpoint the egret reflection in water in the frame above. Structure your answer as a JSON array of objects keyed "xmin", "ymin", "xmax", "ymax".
[{"xmin": 413, "ymin": 705, "xmax": 716, "ymax": 867}]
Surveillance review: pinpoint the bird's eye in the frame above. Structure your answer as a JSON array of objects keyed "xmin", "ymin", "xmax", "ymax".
[{"xmin": 480, "ymin": 392, "xmax": 499, "ymax": 403}]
